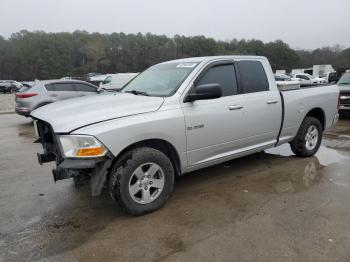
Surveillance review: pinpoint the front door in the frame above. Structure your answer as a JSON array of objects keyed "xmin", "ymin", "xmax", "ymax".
[{"xmin": 181, "ymin": 62, "xmax": 247, "ymax": 166}]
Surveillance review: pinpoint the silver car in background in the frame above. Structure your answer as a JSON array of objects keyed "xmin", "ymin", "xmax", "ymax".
[{"xmin": 15, "ymin": 79, "xmax": 99, "ymax": 117}]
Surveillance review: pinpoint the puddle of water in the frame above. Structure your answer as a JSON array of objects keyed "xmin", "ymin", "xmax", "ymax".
[
  {"xmin": 265, "ymin": 143, "xmax": 294, "ymax": 157},
  {"xmin": 315, "ymin": 146, "xmax": 350, "ymax": 166},
  {"xmin": 266, "ymin": 143, "xmax": 350, "ymax": 166}
]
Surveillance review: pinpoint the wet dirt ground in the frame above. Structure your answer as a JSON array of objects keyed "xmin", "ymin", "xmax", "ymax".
[{"xmin": 1, "ymin": 114, "xmax": 350, "ymax": 262}]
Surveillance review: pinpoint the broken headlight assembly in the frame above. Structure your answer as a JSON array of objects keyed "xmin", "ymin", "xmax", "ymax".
[{"xmin": 58, "ymin": 135, "xmax": 107, "ymax": 158}]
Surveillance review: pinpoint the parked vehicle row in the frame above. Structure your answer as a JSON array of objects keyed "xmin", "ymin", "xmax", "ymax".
[
  {"xmin": 274, "ymin": 72, "xmax": 333, "ymax": 86},
  {"xmin": 274, "ymin": 74, "xmax": 291, "ymax": 81},
  {"xmin": 31, "ymin": 56, "xmax": 340, "ymax": 215},
  {"xmin": 291, "ymin": 73, "xmax": 326, "ymax": 86},
  {"xmin": 0, "ymin": 80, "xmax": 23, "ymax": 93}
]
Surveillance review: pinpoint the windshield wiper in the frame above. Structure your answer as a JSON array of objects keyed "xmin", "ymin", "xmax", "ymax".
[
  {"xmin": 339, "ymin": 83, "xmax": 350, "ymax": 85},
  {"xmin": 124, "ymin": 90, "xmax": 149, "ymax": 96}
]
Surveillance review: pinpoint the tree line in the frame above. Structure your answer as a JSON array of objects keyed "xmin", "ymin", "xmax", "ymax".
[{"xmin": 0, "ymin": 30, "xmax": 349, "ymax": 81}]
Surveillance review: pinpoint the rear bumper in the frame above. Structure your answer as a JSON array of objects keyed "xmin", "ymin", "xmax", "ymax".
[{"xmin": 15, "ymin": 106, "xmax": 31, "ymax": 117}]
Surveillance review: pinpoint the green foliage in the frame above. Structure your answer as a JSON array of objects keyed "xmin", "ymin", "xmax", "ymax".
[
  {"xmin": 0, "ymin": 31, "xmax": 348, "ymax": 80},
  {"xmin": 296, "ymin": 45, "xmax": 350, "ymax": 70}
]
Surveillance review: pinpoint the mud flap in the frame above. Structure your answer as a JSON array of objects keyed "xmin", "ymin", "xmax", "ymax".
[{"xmin": 90, "ymin": 159, "xmax": 112, "ymax": 196}]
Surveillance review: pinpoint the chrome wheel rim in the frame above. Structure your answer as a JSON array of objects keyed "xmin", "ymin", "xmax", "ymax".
[
  {"xmin": 305, "ymin": 125, "xmax": 319, "ymax": 151},
  {"xmin": 128, "ymin": 162, "xmax": 165, "ymax": 204}
]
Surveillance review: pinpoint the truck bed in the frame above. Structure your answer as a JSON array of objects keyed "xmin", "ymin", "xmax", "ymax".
[{"xmin": 278, "ymin": 84, "xmax": 339, "ymax": 145}]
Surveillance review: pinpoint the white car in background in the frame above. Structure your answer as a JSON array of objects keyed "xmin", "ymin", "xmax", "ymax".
[
  {"xmin": 292, "ymin": 73, "xmax": 326, "ymax": 86},
  {"xmin": 100, "ymin": 73, "xmax": 138, "ymax": 91},
  {"xmin": 89, "ymin": 74, "xmax": 109, "ymax": 82}
]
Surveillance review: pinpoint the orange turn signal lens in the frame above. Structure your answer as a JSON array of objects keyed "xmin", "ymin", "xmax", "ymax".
[{"xmin": 76, "ymin": 147, "xmax": 106, "ymax": 157}]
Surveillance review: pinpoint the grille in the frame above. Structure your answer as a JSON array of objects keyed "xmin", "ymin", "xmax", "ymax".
[{"xmin": 340, "ymin": 92, "xmax": 350, "ymax": 106}]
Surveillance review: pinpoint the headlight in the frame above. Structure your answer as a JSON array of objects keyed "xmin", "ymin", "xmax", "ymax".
[{"xmin": 58, "ymin": 135, "xmax": 107, "ymax": 158}]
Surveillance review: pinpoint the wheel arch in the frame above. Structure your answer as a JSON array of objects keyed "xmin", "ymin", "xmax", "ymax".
[
  {"xmin": 305, "ymin": 107, "xmax": 326, "ymax": 130},
  {"xmin": 111, "ymin": 139, "xmax": 182, "ymax": 177}
]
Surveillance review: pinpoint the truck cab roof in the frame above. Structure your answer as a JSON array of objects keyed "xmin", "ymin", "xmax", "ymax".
[{"xmin": 161, "ymin": 56, "xmax": 269, "ymax": 64}]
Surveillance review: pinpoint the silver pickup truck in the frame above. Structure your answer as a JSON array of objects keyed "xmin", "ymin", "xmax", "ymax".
[{"xmin": 31, "ymin": 56, "xmax": 339, "ymax": 215}]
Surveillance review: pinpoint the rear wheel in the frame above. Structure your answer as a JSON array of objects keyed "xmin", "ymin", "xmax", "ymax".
[
  {"xmin": 109, "ymin": 147, "xmax": 175, "ymax": 216},
  {"xmin": 290, "ymin": 116, "xmax": 322, "ymax": 157}
]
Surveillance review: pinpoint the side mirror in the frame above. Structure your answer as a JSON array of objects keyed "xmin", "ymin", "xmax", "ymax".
[{"xmin": 184, "ymin": 83, "xmax": 222, "ymax": 103}]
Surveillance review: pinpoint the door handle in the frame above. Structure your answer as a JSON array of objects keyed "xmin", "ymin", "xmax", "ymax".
[
  {"xmin": 267, "ymin": 100, "xmax": 278, "ymax": 104},
  {"xmin": 50, "ymin": 94, "xmax": 58, "ymax": 97},
  {"xmin": 229, "ymin": 105, "xmax": 243, "ymax": 110}
]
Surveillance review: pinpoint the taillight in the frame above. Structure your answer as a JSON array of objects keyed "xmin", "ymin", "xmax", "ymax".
[{"xmin": 16, "ymin": 93, "xmax": 38, "ymax": 98}]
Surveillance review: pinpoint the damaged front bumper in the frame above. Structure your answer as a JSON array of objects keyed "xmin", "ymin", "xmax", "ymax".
[
  {"xmin": 51, "ymin": 157, "xmax": 113, "ymax": 196},
  {"xmin": 34, "ymin": 119, "xmax": 113, "ymax": 196}
]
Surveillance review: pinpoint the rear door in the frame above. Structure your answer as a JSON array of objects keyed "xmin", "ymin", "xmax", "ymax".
[
  {"xmin": 46, "ymin": 82, "xmax": 80, "ymax": 101},
  {"xmin": 236, "ymin": 60, "xmax": 282, "ymax": 148}
]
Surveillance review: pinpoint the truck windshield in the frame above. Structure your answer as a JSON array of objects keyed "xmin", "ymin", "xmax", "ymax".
[
  {"xmin": 338, "ymin": 73, "xmax": 350, "ymax": 85},
  {"xmin": 122, "ymin": 62, "xmax": 198, "ymax": 96}
]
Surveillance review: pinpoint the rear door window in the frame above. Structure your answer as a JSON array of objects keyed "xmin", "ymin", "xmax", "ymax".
[
  {"xmin": 45, "ymin": 84, "xmax": 55, "ymax": 91},
  {"xmin": 45, "ymin": 83, "xmax": 75, "ymax": 91},
  {"xmin": 73, "ymin": 83, "xmax": 97, "ymax": 92},
  {"xmin": 237, "ymin": 60, "xmax": 269, "ymax": 93},
  {"xmin": 196, "ymin": 64, "xmax": 238, "ymax": 96}
]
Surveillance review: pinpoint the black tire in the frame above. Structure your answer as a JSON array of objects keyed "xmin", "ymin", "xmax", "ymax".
[
  {"xmin": 109, "ymin": 147, "xmax": 175, "ymax": 216},
  {"xmin": 290, "ymin": 116, "xmax": 322, "ymax": 157},
  {"xmin": 339, "ymin": 111, "xmax": 348, "ymax": 119}
]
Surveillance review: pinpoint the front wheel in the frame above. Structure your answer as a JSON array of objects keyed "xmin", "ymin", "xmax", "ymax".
[
  {"xmin": 290, "ymin": 116, "xmax": 322, "ymax": 157},
  {"xmin": 109, "ymin": 147, "xmax": 175, "ymax": 216}
]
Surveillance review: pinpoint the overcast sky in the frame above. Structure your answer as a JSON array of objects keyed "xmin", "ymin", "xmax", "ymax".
[{"xmin": 1, "ymin": 0, "xmax": 349, "ymax": 49}]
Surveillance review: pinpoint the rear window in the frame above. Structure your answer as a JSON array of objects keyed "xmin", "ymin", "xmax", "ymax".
[
  {"xmin": 237, "ymin": 60, "xmax": 269, "ymax": 93},
  {"xmin": 19, "ymin": 86, "xmax": 31, "ymax": 92},
  {"xmin": 18, "ymin": 82, "xmax": 34, "ymax": 92},
  {"xmin": 45, "ymin": 83, "xmax": 75, "ymax": 91}
]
